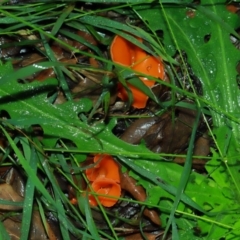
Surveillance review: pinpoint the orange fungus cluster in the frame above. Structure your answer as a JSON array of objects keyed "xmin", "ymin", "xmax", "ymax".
[
  {"xmin": 110, "ymin": 35, "xmax": 165, "ymax": 108},
  {"xmin": 85, "ymin": 154, "xmax": 121, "ymax": 207}
]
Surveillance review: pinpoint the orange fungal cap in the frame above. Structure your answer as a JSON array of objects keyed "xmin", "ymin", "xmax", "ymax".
[
  {"xmin": 110, "ymin": 35, "xmax": 165, "ymax": 108},
  {"xmin": 85, "ymin": 154, "xmax": 121, "ymax": 207},
  {"xmin": 133, "ymin": 55, "xmax": 164, "ymax": 81},
  {"xmin": 86, "ymin": 154, "xmax": 120, "ymax": 183},
  {"xmin": 110, "ymin": 35, "xmax": 134, "ymax": 66},
  {"xmin": 117, "ymin": 83, "xmax": 151, "ymax": 109},
  {"xmin": 88, "ymin": 178, "xmax": 121, "ymax": 207}
]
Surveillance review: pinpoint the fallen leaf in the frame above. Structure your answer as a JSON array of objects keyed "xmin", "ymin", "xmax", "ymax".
[
  {"xmin": 0, "ymin": 183, "xmax": 23, "ymax": 210},
  {"xmin": 124, "ymin": 231, "xmax": 163, "ymax": 240},
  {"xmin": 120, "ymin": 172, "xmax": 161, "ymax": 226},
  {"xmin": 2, "ymin": 211, "xmax": 59, "ymax": 240}
]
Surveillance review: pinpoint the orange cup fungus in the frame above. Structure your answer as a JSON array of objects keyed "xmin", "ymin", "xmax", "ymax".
[
  {"xmin": 110, "ymin": 35, "xmax": 165, "ymax": 108},
  {"xmin": 85, "ymin": 154, "xmax": 121, "ymax": 207}
]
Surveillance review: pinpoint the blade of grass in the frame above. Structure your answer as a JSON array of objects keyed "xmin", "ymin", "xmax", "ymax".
[
  {"xmin": 79, "ymin": 196, "xmax": 100, "ymax": 239},
  {"xmin": 36, "ymin": 198, "xmax": 49, "ymax": 239},
  {"xmin": 163, "ymin": 109, "xmax": 201, "ymax": 238},
  {"xmin": 0, "ymin": 221, "xmax": 10, "ymax": 240},
  {"xmin": 20, "ymin": 138, "xmax": 38, "ymax": 240},
  {"xmin": 0, "ymin": 199, "xmax": 23, "ymax": 207},
  {"xmin": 51, "ymin": 3, "xmax": 75, "ymax": 36},
  {"xmin": 172, "ymin": 217, "xmax": 180, "ymax": 240},
  {"xmin": 38, "ymin": 151, "xmax": 100, "ymax": 238},
  {"xmin": 37, "ymin": 153, "xmax": 74, "ymax": 239},
  {"xmin": 78, "ymin": 15, "xmax": 161, "ymax": 56},
  {"xmin": 40, "ymin": 32, "xmax": 72, "ymax": 100},
  {"xmin": 128, "ymin": 77, "xmax": 162, "ymax": 106},
  {"xmin": 55, "ymin": 194, "xmax": 71, "ymax": 240},
  {"xmin": 59, "ymin": 29, "xmax": 103, "ymax": 57}
]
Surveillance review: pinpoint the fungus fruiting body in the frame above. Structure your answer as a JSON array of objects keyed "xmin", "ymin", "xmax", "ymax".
[
  {"xmin": 85, "ymin": 154, "xmax": 120, "ymax": 207},
  {"xmin": 110, "ymin": 35, "xmax": 165, "ymax": 108},
  {"xmin": 86, "ymin": 154, "xmax": 120, "ymax": 182},
  {"xmin": 88, "ymin": 178, "xmax": 121, "ymax": 207}
]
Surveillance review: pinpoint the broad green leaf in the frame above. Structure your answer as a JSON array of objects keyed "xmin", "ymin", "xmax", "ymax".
[
  {"xmin": 136, "ymin": 3, "xmax": 240, "ymax": 137},
  {"xmin": 119, "ymin": 156, "xmax": 224, "ymax": 216},
  {"xmin": 135, "ymin": 3, "xmax": 240, "ymax": 237},
  {"xmin": 126, "ymin": 158, "xmax": 236, "ymax": 238},
  {"xmin": 0, "ymin": 63, "xmax": 162, "ymax": 159}
]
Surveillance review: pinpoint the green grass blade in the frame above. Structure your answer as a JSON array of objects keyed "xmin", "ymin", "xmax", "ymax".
[
  {"xmin": 0, "ymin": 199, "xmax": 23, "ymax": 207},
  {"xmin": 55, "ymin": 196, "xmax": 71, "ymax": 240},
  {"xmin": 51, "ymin": 3, "xmax": 74, "ymax": 36},
  {"xmin": 80, "ymin": 196, "xmax": 100, "ymax": 239},
  {"xmin": 36, "ymin": 198, "xmax": 49, "ymax": 238},
  {"xmin": 40, "ymin": 32, "xmax": 72, "ymax": 101},
  {"xmin": 172, "ymin": 217, "xmax": 180, "ymax": 240},
  {"xmin": 20, "ymin": 138, "xmax": 38, "ymax": 240},
  {"xmin": 59, "ymin": 29, "xmax": 103, "ymax": 56},
  {"xmin": 0, "ymin": 221, "xmax": 10, "ymax": 240},
  {"xmin": 163, "ymin": 109, "xmax": 201, "ymax": 238}
]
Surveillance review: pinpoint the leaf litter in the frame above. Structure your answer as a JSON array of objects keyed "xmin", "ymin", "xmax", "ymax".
[{"xmin": 0, "ymin": 0, "xmax": 239, "ymax": 239}]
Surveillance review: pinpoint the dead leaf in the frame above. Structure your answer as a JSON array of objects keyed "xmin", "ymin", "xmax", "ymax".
[
  {"xmin": 120, "ymin": 117, "xmax": 159, "ymax": 144},
  {"xmin": 120, "ymin": 105, "xmax": 198, "ymax": 154},
  {"xmin": 5, "ymin": 167, "xmax": 25, "ymax": 198},
  {"xmin": 0, "ymin": 183, "xmax": 23, "ymax": 210},
  {"xmin": 124, "ymin": 231, "xmax": 163, "ymax": 240},
  {"xmin": 2, "ymin": 211, "xmax": 59, "ymax": 240},
  {"xmin": 120, "ymin": 172, "xmax": 161, "ymax": 226},
  {"xmin": 174, "ymin": 133, "xmax": 210, "ymax": 168}
]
